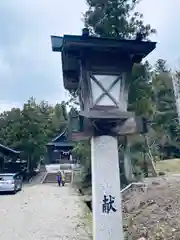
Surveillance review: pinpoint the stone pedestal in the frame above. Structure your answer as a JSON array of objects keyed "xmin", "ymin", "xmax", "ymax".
[{"xmin": 91, "ymin": 135, "xmax": 124, "ymax": 240}]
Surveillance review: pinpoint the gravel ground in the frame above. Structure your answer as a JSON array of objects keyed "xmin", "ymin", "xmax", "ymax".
[
  {"xmin": 0, "ymin": 184, "xmax": 92, "ymax": 240},
  {"xmin": 122, "ymin": 176, "xmax": 180, "ymax": 239}
]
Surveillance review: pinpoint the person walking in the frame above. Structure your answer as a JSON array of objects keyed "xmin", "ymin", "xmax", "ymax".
[
  {"xmin": 61, "ymin": 171, "xmax": 65, "ymax": 186},
  {"xmin": 56, "ymin": 171, "xmax": 62, "ymax": 187}
]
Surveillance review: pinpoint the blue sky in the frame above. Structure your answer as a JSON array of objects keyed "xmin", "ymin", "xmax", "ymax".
[{"xmin": 0, "ymin": 0, "xmax": 179, "ymax": 111}]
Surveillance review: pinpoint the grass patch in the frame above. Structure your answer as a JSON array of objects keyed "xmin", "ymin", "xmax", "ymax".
[{"xmin": 156, "ymin": 158, "xmax": 180, "ymax": 174}]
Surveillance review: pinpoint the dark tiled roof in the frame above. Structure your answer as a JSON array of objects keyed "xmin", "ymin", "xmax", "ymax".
[
  {"xmin": 46, "ymin": 142, "xmax": 75, "ymax": 147},
  {"xmin": 0, "ymin": 144, "xmax": 20, "ymax": 155}
]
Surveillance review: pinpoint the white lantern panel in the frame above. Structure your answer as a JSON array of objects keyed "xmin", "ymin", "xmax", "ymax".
[
  {"xmin": 91, "ymin": 75, "xmax": 120, "ymax": 106},
  {"xmin": 91, "ymin": 77, "xmax": 105, "ymax": 104}
]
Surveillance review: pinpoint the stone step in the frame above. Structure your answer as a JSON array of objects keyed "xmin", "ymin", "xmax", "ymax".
[
  {"xmin": 43, "ymin": 172, "xmax": 57, "ymax": 183},
  {"xmin": 29, "ymin": 171, "xmax": 47, "ymax": 184},
  {"xmin": 43, "ymin": 172, "xmax": 72, "ymax": 183}
]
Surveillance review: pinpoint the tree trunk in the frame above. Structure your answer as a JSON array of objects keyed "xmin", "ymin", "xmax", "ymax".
[
  {"xmin": 123, "ymin": 137, "xmax": 134, "ymax": 182},
  {"xmin": 144, "ymin": 135, "xmax": 158, "ymax": 177}
]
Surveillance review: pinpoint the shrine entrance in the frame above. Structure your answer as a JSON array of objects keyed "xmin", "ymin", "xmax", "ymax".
[
  {"xmin": 46, "ymin": 129, "xmax": 76, "ymax": 164},
  {"xmin": 53, "ymin": 148, "xmax": 72, "ymax": 164}
]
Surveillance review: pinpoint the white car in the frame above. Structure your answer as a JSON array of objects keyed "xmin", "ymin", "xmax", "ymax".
[{"xmin": 0, "ymin": 173, "xmax": 23, "ymax": 194}]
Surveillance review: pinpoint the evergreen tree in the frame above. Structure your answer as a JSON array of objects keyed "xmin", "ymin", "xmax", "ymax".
[{"xmin": 84, "ymin": 0, "xmax": 156, "ymax": 39}]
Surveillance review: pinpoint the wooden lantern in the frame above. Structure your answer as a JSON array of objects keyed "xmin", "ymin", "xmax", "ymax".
[{"xmin": 51, "ymin": 30, "xmax": 156, "ymax": 136}]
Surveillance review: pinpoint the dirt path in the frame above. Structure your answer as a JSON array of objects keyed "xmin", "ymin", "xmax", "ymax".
[{"xmin": 0, "ymin": 184, "xmax": 91, "ymax": 240}]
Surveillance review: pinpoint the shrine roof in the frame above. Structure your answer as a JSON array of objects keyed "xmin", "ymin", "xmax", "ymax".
[
  {"xmin": 46, "ymin": 142, "xmax": 75, "ymax": 147},
  {"xmin": 46, "ymin": 128, "xmax": 75, "ymax": 147},
  {"xmin": 0, "ymin": 144, "xmax": 20, "ymax": 156}
]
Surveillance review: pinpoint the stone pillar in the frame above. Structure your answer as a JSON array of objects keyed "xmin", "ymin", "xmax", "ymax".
[{"xmin": 91, "ymin": 135, "xmax": 124, "ymax": 240}]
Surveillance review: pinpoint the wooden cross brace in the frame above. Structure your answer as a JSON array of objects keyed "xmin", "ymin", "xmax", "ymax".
[{"xmin": 90, "ymin": 75, "xmax": 122, "ymax": 107}]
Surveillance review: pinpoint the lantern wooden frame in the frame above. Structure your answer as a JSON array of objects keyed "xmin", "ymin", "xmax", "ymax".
[{"xmin": 51, "ymin": 32, "xmax": 156, "ymax": 136}]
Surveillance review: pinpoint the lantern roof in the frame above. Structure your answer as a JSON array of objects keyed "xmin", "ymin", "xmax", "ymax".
[
  {"xmin": 51, "ymin": 34, "xmax": 156, "ymax": 57},
  {"xmin": 51, "ymin": 34, "xmax": 156, "ymax": 90}
]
